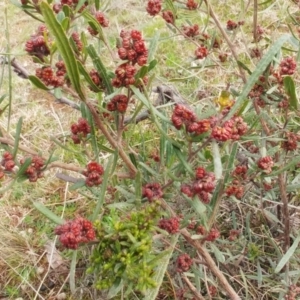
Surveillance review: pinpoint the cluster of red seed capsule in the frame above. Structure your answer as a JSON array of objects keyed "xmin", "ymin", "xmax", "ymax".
[
  {"xmin": 182, "ymin": 24, "xmax": 199, "ymax": 38},
  {"xmin": 257, "ymin": 156, "xmax": 274, "ymax": 174},
  {"xmin": 171, "ymin": 104, "xmax": 211, "ymax": 136},
  {"xmin": 112, "ymin": 30, "xmax": 148, "ymax": 88},
  {"xmin": 225, "ymin": 164, "xmax": 248, "ymax": 199},
  {"xmin": 117, "ymin": 30, "xmax": 148, "ymax": 66},
  {"xmin": 55, "ymin": 217, "xmax": 95, "ymax": 249},
  {"xmin": 70, "ymin": 118, "xmax": 91, "ymax": 144},
  {"xmin": 21, "ymin": 156, "xmax": 45, "ymax": 182},
  {"xmin": 25, "ymin": 25, "xmax": 50, "ymax": 61},
  {"xmin": 88, "ymin": 11, "xmax": 109, "ymax": 35},
  {"xmin": 82, "ymin": 161, "xmax": 104, "ymax": 187},
  {"xmin": 146, "ymin": 0, "xmax": 197, "ymax": 17},
  {"xmin": 187, "ymin": 223, "xmax": 220, "ymax": 242},
  {"xmin": 181, "ymin": 167, "xmax": 216, "ymax": 204},
  {"xmin": 35, "ymin": 62, "xmax": 66, "ymax": 88},
  {"xmin": 142, "ymin": 182, "xmax": 164, "ymax": 202},
  {"xmin": 0, "ymin": 152, "xmax": 15, "ymax": 179},
  {"xmin": 107, "ymin": 94, "xmax": 129, "ymax": 113},
  {"xmin": 171, "ymin": 104, "xmax": 248, "ymax": 141},
  {"xmin": 226, "ymin": 20, "xmax": 244, "ymax": 31},
  {"xmin": 53, "ymin": 0, "xmax": 87, "ymax": 14},
  {"xmin": 71, "ymin": 32, "xmax": 83, "ymax": 54},
  {"xmin": 211, "ymin": 116, "xmax": 248, "ymax": 142},
  {"xmin": 282, "ymin": 132, "xmax": 300, "ymax": 151},
  {"xmin": 176, "ymin": 253, "xmax": 193, "ymax": 272},
  {"xmin": 249, "ymin": 57, "xmax": 297, "ymax": 107},
  {"xmin": 158, "ymin": 217, "xmax": 180, "ymax": 234}
]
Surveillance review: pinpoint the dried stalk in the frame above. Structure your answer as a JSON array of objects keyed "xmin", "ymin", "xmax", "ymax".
[
  {"xmin": 203, "ymin": 0, "xmax": 246, "ymax": 83},
  {"xmin": 85, "ymin": 102, "xmax": 137, "ymax": 178},
  {"xmin": 182, "ymin": 273, "xmax": 206, "ymax": 300},
  {"xmin": 0, "ymin": 136, "xmax": 83, "ymax": 173},
  {"xmin": 278, "ymin": 172, "xmax": 290, "ymax": 252},
  {"xmin": 180, "ymin": 228, "xmax": 241, "ymax": 300}
]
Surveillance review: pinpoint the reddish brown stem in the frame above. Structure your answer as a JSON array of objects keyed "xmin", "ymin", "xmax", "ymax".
[
  {"xmin": 180, "ymin": 228, "xmax": 241, "ymax": 300},
  {"xmin": 182, "ymin": 273, "xmax": 206, "ymax": 300},
  {"xmin": 0, "ymin": 136, "xmax": 83, "ymax": 173},
  {"xmin": 203, "ymin": 0, "xmax": 246, "ymax": 83},
  {"xmin": 85, "ymin": 101, "xmax": 137, "ymax": 178}
]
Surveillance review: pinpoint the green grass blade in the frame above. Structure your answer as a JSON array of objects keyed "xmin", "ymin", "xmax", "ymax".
[
  {"xmin": 143, "ymin": 234, "xmax": 179, "ymax": 300},
  {"xmin": 77, "ymin": 61, "xmax": 102, "ymax": 92},
  {"xmin": 70, "ymin": 250, "xmax": 77, "ymax": 294},
  {"xmin": 40, "ymin": 2, "xmax": 85, "ymax": 101},
  {"xmin": 212, "ymin": 140, "xmax": 222, "ymax": 180},
  {"xmin": 28, "ymin": 75, "xmax": 50, "ymax": 90},
  {"xmin": 4, "ymin": 7, "xmax": 12, "ymax": 131},
  {"xmin": 275, "ymin": 234, "xmax": 300, "ymax": 273},
  {"xmin": 147, "ymin": 31, "xmax": 160, "ymax": 63},
  {"xmin": 12, "ymin": 117, "xmax": 22, "ymax": 159},
  {"xmin": 86, "ymin": 45, "xmax": 113, "ymax": 94},
  {"xmin": 32, "ymin": 201, "xmax": 65, "ymax": 225},
  {"xmin": 91, "ymin": 155, "xmax": 114, "ymax": 221},
  {"xmin": 226, "ymin": 34, "xmax": 292, "ymax": 119},
  {"xmin": 283, "ymin": 76, "xmax": 298, "ymax": 110}
]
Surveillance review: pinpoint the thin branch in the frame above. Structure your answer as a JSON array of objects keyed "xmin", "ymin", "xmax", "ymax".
[
  {"xmin": 203, "ymin": 0, "xmax": 246, "ymax": 83},
  {"xmin": 0, "ymin": 136, "xmax": 83, "ymax": 173},
  {"xmin": 253, "ymin": 0, "xmax": 258, "ymax": 42},
  {"xmin": 180, "ymin": 228, "xmax": 241, "ymax": 300},
  {"xmin": 9, "ymin": 58, "xmax": 80, "ymax": 110},
  {"xmin": 182, "ymin": 273, "xmax": 206, "ymax": 300},
  {"xmin": 85, "ymin": 101, "xmax": 137, "ymax": 178}
]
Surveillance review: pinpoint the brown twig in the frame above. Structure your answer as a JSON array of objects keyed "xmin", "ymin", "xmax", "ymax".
[
  {"xmin": 253, "ymin": 0, "xmax": 258, "ymax": 43},
  {"xmin": 278, "ymin": 170, "xmax": 290, "ymax": 253},
  {"xmin": 85, "ymin": 101, "xmax": 137, "ymax": 178},
  {"xmin": 9, "ymin": 58, "xmax": 80, "ymax": 110},
  {"xmin": 182, "ymin": 273, "xmax": 206, "ymax": 300},
  {"xmin": 203, "ymin": 0, "xmax": 246, "ymax": 83},
  {"xmin": 180, "ymin": 228, "xmax": 241, "ymax": 300},
  {"xmin": 159, "ymin": 198, "xmax": 240, "ymax": 300},
  {"xmin": 0, "ymin": 136, "xmax": 83, "ymax": 173}
]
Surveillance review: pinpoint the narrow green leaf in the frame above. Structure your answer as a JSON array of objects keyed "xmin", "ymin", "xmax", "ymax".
[
  {"xmin": 226, "ymin": 34, "xmax": 292, "ymax": 120},
  {"xmin": 69, "ymin": 179, "xmax": 86, "ymax": 190},
  {"xmin": 62, "ymin": 4, "xmax": 71, "ymax": 17},
  {"xmin": 237, "ymin": 60, "xmax": 252, "ymax": 75},
  {"xmin": 223, "ymin": 142, "xmax": 238, "ymax": 183},
  {"xmin": 75, "ymin": 0, "xmax": 87, "ymax": 12},
  {"xmin": 32, "ymin": 201, "xmax": 65, "ymax": 225},
  {"xmin": 92, "ymin": 155, "xmax": 114, "ymax": 221},
  {"xmin": 275, "ymin": 234, "xmax": 300, "ymax": 273},
  {"xmin": 266, "ymin": 156, "xmax": 300, "ymax": 176},
  {"xmin": 143, "ymin": 234, "xmax": 179, "ymax": 300},
  {"xmin": 283, "ymin": 76, "xmax": 298, "ymax": 110},
  {"xmin": 28, "ymin": 75, "xmax": 50, "ymax": 91},
  {"xmin": 139, "ymin": 161, "xmax": 159, "ymax": 177},
  {"xmin": 16, "ymin": 157, "xmax": 32, "ymax": 178},
  {"xmin": 40, "ymin": 2, "xmax": 85, "ymax": 100},
  {"xmin": 77, "ymin": 61, "xmax": 102, "ymax": 92},
  {"xmin": 61, "ymin": 17, "xmax": 70, "ymax": 31},
  {"xmin": 173, "ymin": 147, "xmax": 194, "ymax": 175},
  {"xmin": 13, "ymin": 117, "xmax": 22, "ymax": 159},
  {"xmin": 82, "ymin": 10, "xmax": 105, "ymax": 41},
  {"xmin": 257, "ymin": 261, "xmax": 262, "ymax": 287},
  {"xmin": 86, "ymin": 45, "xmax": 113, "ymax": 94},
  {"xmin": 147, "ymin": 31, "xmax": 160, "ymax": 63},
  {"xmin": 212, "ymin": 140, "xmax": 222, "ymax": 180},
  {"xmin": 56, "ymin": 11, "xmax": 65, "ymax": 23},
  {"xmin": 70, "ymin": 251, "xmax": 77, "ymax": 294},
  {"xmin": 130, "ymin": 86, "xmax": 170, "ymax": 123},
  {"xmin": 210, "ymin": 244, "xmax": 225, "ymax": 263}
]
